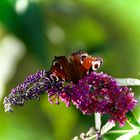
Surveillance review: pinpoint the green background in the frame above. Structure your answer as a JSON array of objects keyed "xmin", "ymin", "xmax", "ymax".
[{"xmin": 0, "ymin": 0, "xmax": 140, "ymax": 140}]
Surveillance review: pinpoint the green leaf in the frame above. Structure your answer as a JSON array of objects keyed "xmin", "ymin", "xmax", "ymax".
[
  {"xmin": 116, "ymin": 130, "xmax": 139, "ymax": 140},
  {"xmin": 127, "ymin": 111, "xmax": 140, "ymax": 128}
]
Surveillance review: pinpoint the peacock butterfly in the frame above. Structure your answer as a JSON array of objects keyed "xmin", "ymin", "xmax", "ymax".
[{"xmin": 49, "ymin": 50, "xmax": 103, "ymax": 84}]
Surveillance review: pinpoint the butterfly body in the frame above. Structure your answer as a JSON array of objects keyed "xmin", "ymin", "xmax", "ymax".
[{"xmin": 49, "ymin": 50, "xmax": 103, "ymax": 84}]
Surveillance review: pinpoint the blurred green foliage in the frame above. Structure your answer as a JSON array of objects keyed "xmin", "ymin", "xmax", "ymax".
[{"xmin": 0, "ymin": 0, "xmax": 140, "ymax": 140}]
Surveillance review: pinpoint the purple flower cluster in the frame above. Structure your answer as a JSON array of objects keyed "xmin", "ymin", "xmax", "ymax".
[
  {"xmin": 48, "ymin": 72, "xmax": 137, "ymax": 126},
  {"xmin": 69, "ymin": 72, "xmax": 137, "ymax": 126},
  {"xmin": 3, "ymin": 70, "xmax": 51, "ymax": 112},
  {"xmin": 3, "ymin": 71, "xmax": 137, "ymax": 126}
]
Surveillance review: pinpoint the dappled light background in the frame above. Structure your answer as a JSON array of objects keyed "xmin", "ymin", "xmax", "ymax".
[{"xmin": 0, "ymin": 0, "xmax": 140, "ymax": 140}]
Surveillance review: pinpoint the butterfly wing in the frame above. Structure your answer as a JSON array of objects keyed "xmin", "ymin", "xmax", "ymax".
[
  {"xmin": 69, "ymin": 51, "xmax": 103, "ymax": 83},
  {"xmin": 50, "ymin": 56, "xmax": 71, "ymax": 81},
  {"xmin": 49, "ymin": 50, "xmax": 103, "ymax": 83}
]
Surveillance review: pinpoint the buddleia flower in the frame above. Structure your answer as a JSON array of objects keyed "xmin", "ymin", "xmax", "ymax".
[
  {"xmin": 48, "ymin": 72, "xmax": 137, "ymax": 126},
  {"xmin": 3, "ymin": 71, "xmax": 137, "ymax": 126},
  {"xmin": 3, "ymin": 70, "xmax": 51, "ymax": 112}
]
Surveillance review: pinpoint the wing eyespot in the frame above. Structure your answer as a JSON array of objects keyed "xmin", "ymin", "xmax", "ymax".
[
  {"xmin": 80, "ymin": 53, "xmax": 88, "ymax": 64},
  {"xmin": 92, "ymin": 61, "xmax": 101, "ymax": 71},
  {"xmin": 53, "ymin": 61, "xmax": 63, "ymax": 70},
  {"xmin": 50, "ymin": 73, "xmax": 59, "ymax": 81}
]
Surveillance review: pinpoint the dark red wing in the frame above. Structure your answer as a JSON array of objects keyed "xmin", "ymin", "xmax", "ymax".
[
  {"xmin": 49, "ymin": 56, "xmax": 71, "ymax": 81},
  {"xmin": 49, "ymin": 51, "xmax": 103, "ymax": 83}
]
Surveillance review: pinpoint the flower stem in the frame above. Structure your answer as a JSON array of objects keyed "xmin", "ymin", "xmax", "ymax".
[
  {"xmin": 95, "ymin": 113, "xmax": 103, "ymax": 140},
  {"xmin": 95, "ymin": 113, "xmax": 101, "ymax": 130},
  {"xmin": 84, "ymin": 134, "xmax": 96, "ymax": 140},
  {"xmin": 106, "ymin": 130, "xmax": 134, "ymax": 134}
]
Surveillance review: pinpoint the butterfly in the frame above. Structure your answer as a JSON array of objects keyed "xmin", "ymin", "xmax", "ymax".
[{"xmin": 48, "ymin": 50, "xmax": 103, "ymax": 84}]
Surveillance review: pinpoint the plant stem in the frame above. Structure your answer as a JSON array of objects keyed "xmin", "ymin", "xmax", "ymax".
[{"xmin": 106, "ymin": 130, "xmax": 134, "ymax": 134}]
